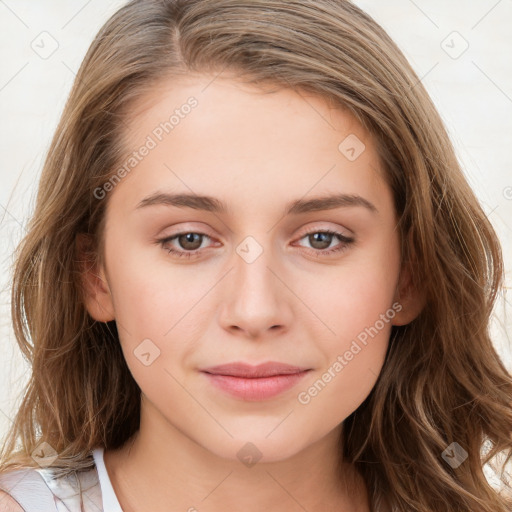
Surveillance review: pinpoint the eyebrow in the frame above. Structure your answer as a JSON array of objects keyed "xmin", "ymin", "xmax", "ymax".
[{"xmin": 135, "ymin": 191, "xmax": 378, "ymax": 215}]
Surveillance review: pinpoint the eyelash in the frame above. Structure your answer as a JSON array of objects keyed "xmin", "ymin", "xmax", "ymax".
[{"xmin": 157, "ymin": 228, "xmax": 355, "ymax": 260}]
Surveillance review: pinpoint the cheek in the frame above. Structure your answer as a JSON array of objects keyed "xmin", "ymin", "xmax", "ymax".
[
  {"xmin": 296, "ymin": 340, "xmax": 387, "ymax": 431},
  {"xmin": 295, "ymin": 268, "xmax": 398, "ymax": 424},
  {"xmin": 295, "ymin": 239, "xmax": 400, "ymax": 405},
  {"xmin": 105, "ymin": 244, "xmax": 215, "ymax": 382},
  {"xmin": 106, "ymin": 265, "xmax": 195, "ymax": 399},
  {"xmin": 303, "ymin": 242, "xmax": 400, "ymax": 342},
  {"xmin": 106, "ymin": 235, "xmax": 204, "ymax": 333}
]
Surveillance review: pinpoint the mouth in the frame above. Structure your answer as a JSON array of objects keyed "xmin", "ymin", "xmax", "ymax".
[{"xmin": 200, "ymin": 362, "xmax": 312, "ymax": 401}]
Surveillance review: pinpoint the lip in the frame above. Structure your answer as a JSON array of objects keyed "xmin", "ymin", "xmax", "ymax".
[
  {"xmin": 201, "ymin": 362, "xmax": 311, "ymax": 378},
  {"xmin": 200, "ymin": 362, "xmax": 311, "ymax": 401}
]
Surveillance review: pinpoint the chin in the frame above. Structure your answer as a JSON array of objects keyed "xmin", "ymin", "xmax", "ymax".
[{"xmin": 203, "ymin": 430, "xmax": 311, "ymax": 465}]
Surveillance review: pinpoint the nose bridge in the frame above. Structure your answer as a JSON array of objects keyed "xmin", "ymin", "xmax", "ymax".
[
  {"xmin": 232, "ymin": 234, "xmax": 280, "ymax": 304},
  {"xmin": 218, "ymin": 233, "xmax": 291, "ymax": 335}
]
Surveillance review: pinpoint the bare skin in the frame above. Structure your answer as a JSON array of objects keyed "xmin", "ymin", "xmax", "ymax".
[
  {"xmin": 83, "ymin": 72, "xmax": 422, "ymax": 511},
  {"xmin": 0, "ymin": 491, "xmax": 24, "ymax": 512}
]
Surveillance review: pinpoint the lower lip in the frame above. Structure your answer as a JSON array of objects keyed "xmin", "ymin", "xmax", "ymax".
[{"xmin": 202, "ymin": 371, "xmax": 310, "ymax": 401}]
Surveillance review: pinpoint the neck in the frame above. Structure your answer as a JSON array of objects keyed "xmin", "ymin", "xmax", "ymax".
[{"xmin": 104, "ymin": 400, "xmax": 369, "ymax": 512}]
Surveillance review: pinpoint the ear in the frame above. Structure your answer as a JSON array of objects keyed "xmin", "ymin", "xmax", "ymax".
[
  {"xmin": 391, "ymin": 260, "xmax": 426, "ymax": 326},
  {"xmin": 75, "ymin": 233, "xmax": 115, "ymax": 322}
]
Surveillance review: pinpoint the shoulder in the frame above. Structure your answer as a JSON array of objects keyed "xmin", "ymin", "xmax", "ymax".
[
  {"xmin": 0, "ymin": 467, "xmax": 56, "ymax": 511},
  {"xmin": 0, "ymin": 460, "xmax": 102, "ymax": 512},
  {"xmin": 0, "ymin": 490, "xmax": 24, "ymax": 512}
]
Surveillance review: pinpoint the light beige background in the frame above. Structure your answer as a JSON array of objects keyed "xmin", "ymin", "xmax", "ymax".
[{"xmin": 0, "ymin": 0, "xmax": 511, "ymax": 482}]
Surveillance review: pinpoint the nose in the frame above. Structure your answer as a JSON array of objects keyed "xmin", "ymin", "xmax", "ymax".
[{"xmin": 217, "ymin": 241, "xmax": 293, "ymax": 339}]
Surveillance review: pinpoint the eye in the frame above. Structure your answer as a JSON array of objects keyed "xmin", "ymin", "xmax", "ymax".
[
  {"xmin": 294, "ymin": 228, "xmax": 355, "ymax": 257},
  {"xmin": 157, "ymin": 228, "xmax": 355, "ymax": 260},
  {"xmin": 158, "ymin": 232, "xmax": 215, "ymax": 260}
]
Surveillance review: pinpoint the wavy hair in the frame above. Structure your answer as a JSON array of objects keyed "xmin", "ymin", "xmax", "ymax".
[{"xmin": 1, "ymin": 1, "xmax": 511, "ymax": 510}]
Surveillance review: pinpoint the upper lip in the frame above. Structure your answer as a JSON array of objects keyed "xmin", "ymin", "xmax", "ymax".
[{"xmin": 201, "ymin": 362, "xmax": 311, "ymax": 378}]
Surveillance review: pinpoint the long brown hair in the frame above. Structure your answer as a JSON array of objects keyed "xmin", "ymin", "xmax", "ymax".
[{"xmin": 1, "ymin": 1, "xmax": 511, "ymax": 510}]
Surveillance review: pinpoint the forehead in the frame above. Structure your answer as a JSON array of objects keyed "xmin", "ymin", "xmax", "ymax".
[
  {"xmin": 108, "ymin": 73, "xmax": 390, "ymax": 218},
  {"xmin": 125, "ymin": 72, "xmax": 366, "ymax": 148}
]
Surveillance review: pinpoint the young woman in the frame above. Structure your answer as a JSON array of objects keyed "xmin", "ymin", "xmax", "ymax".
[{"xmin": 0, "ymin": 1, "xmax": 511, "ymax": 511}]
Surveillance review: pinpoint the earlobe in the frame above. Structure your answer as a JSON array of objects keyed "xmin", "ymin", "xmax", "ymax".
[
  {"xmin": 391, "ymin": 262, "xmax": 426, "ymax": 326},
  {"xmin": 75, "ymin": 233, "xmax": 115, "ymax": 322}
]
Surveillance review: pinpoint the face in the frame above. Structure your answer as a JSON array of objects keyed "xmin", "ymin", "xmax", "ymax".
[{"xmin": 86, "ymin": 72, "xmax": 411, "ymax": 463}]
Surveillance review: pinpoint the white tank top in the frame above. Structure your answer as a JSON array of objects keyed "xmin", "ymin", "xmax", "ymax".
[{"xmin": 0, "ymin": 446, "xmax": 123, "ymax": 511}]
